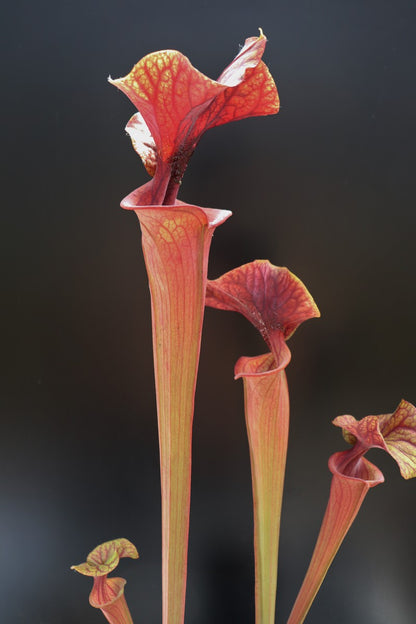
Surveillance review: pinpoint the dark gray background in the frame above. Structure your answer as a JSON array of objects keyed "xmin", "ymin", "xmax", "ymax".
[{"xmin": 2, "ymin": 0, "xmax": 416, "ymax": 622}]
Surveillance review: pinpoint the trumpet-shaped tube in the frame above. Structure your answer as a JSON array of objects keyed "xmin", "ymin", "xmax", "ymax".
[
  {"xmin": 90, "ymin": 577, "xmax": 134, "ymax": 624},
  {"xmin": 111, "ymin": 33, "xmax": 279, "ymax": 624},
  {"xmin": 287, "ymin": 400, "xmax": 416, "ymax": 624},
  {"xmin": 123, "ymin": 188, "xmax": 231, "ymax": 624},
  {"xmin": 207, "ymin": 261, "xmax": 320, "ymax": 624},
  {"xmin": 235, "ymin": 353, "xmax": 289, "ymax": 624},
  {"xmin": 72, "ymin": 538, "xmax": 139, "ymax": 624},
  {"xmin": 286, "ymin": 455, "xmax": 383, "ymax": 624}
]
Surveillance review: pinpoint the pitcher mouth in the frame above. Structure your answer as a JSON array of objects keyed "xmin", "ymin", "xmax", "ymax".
[
  {"xmin": 120, "ymin": 185, "xmax": 232, "ymax": 228},
  {"xmin": 328, "ymin": 451, "xmax": 385, "ymax": 487}
]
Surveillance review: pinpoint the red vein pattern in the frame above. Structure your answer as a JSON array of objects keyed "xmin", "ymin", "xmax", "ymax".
[
  {"xmin": 235, "ymin": 353, "xmax": 289, "ymax": 624},
  {"xmin": 122, "ymin": 187, "xmax": 231, "ymax": 624},
  {"xmin": 287, "ymin": 400, "xmax": 416, "ymax": 624},
  {"xmin": 110, "ymin": 33, "xmax": 280, "ymax": 624},
  {"xmin": 72, "ymin": 539, "xmax": 138, "ymax": 624},
  {"xmin": 208, "ymin": 261, "xmax": 319, "ymax": 624},
  {"xmin": 110, "ymin": 32, "xmax": 279, "ymax": 204},
  {"xmin": 207, "ymin": 260, "xmax": 320, "ymax": 367}
]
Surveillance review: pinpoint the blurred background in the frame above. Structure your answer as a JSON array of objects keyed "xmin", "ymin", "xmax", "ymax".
[{"xmin": 2, "ymin": 0, "xmax": 416, "ymax": 622}]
